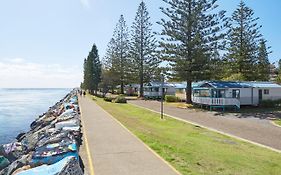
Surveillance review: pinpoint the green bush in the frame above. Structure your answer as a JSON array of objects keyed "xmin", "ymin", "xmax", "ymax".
[
  {"xmin": 115, "ymin": 96, "xmax": 127, "ymax": 103},
  {"xmin": 165, "ymin": 95, "xmax": 180, "ymax": 102},
  {"xmin": 275, "ymin": 99, "xmax": 281, "ymax": 106},
  {"xmin": 95, "ymin": 94, "xmax": 104, "ymax": 98},
  {"xmin": 104, "ymin": 97, "xmax": 113, "ymax": 102},
  {"xmin": 260, "ymin": 100, "xmax": 278, "ymax": 108}
]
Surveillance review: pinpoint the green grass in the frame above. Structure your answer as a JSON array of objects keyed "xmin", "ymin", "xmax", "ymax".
[
  {"xmin": 93, "ymin": 96, "xmax": 281, "ymax": 175},
  {"xmin": 274, "ymin": 119, "xmax": 281, "ymax": 127}
]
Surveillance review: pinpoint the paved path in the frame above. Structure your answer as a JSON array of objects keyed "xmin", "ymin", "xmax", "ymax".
[
  {"xmin": 129, "ymin": 100, "xmax": 281, "ymax": 151},
  {"xmin": 79, "ymin": 96, "xmax": 180, "ymax": 175}
]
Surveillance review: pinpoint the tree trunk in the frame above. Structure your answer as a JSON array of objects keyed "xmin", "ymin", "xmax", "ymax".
[
  {"xmin": 139, "ymin": 11, "xmax": 144, "ymax": 98},
  {"xmin": 139, "ymin": 67, "xmax": 144, "ymax": 97},
  {"xmin": 140, "ymin": 81, "xmax": 144, "ymax": 97},
  {"xmin": 186, "ymin": 80, "xmax": 192, "ymax": 104},
  {"xmin": 185, "ymin": 2, "xmax": 192, "ymax": 105},
  {"xmin": 121, "ymin": 81, "xmax": 124, "ymax": 94}
]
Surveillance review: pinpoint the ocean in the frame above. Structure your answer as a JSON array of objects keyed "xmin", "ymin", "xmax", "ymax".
[{"xmin": 0, "ymin": 88, "xmax": 71, "ymax": 144}]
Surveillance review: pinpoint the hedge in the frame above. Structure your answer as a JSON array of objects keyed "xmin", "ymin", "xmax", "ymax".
[
  {"xmin": 104, "ymin": 97, "xmax": 113, "ymax": 102},
  {"xmin": 165, "ymin": 95, "xmax": 180, "ymax": 102},
  {"xmin": 260, "ymin": 99, "xmax": 281, "ymax": 108},
  {"xmin": 115, "ymin": 96, "xmax": 127, "ymax": 103}
]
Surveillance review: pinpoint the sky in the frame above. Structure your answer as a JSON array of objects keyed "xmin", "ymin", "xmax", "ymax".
[{"xmin": 0, "ymin": 0, "xmax": 280, "ymax": 88}]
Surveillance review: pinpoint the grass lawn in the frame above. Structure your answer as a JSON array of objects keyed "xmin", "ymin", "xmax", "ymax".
[
  {"xmin": 274, "ymin": 119, "xmax": 281, "ymax": 127},
  {"xmin": 93, "ymin": 96, "xmax": 281, "ymax": 175}
]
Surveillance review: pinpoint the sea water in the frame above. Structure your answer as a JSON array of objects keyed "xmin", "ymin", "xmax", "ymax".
[{"xmin": 0, "ymin": 88, "xmax": 70, "ymax": 144}]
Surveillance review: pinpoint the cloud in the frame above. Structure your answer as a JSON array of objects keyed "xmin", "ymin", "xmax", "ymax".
[
  {"xmin": 80, "ymin": 0, "xmax": 90, "ymax": 8},
  {"xmin": 0, "ymin": 58, "xmax": 82, "ymax": 88}
]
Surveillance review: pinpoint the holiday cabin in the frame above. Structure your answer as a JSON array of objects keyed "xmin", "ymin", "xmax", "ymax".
[
  {"xmin": 192, "ymin": 81, "xmax": 281, "ymax": 110},
  {"xmin": 143, "ymin": 82, "xmax": 176, "ymax": 99}
]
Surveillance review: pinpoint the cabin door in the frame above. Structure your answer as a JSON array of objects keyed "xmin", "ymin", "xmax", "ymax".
[
  {"xmin": 258, "ymin": 89, "xmax": 263, "ymax": 102},
  {"xmin": 232, "ymin": 89, "xmax": 240, "ymax": 99}
]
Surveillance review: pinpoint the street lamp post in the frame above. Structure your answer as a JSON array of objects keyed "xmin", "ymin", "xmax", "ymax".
[{"xmin": 161, "ymin": 74, "xmax": 164, "ymax": 120}]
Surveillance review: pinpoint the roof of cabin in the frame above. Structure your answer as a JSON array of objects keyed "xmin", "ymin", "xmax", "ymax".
[
  {"xmin": 125, "ymin": 81, "xmax": 281, "ymax": 89},
  {"xmin": 170, "ymin": 82, "xmax": 186, "ymax": 89},
  {"xmin": 125, "ymin": 84, "xmax": 140, "ymax": 88},
  {"xmin": 194, "ymin": 81, "xmax": 281, "ymax": 89},
  {"xmin": 144, "ymin": 82, "xmax": 175, "ymax": 88},
  {"xmin": 246, "ymin": 82, "xmax": 281, "ymax": 88},
  {"xmin": 201, "ymin": 81, "xmax": 251, "ymax": 88},
  {"xmin": 169, "ymin": 82, "xmax": 204, "ymax": 89}
]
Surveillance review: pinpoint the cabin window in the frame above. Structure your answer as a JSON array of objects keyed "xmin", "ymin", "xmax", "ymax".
[
  {"xmin": 199, "ymin": 90, "xmax": 210, "ymax": 97},
  {"xmin": 264, "ymin": 89, "xmax": 269, "ymax": 95},
  {"xmin": 211, "ymin": 89, "xmax": 225, "ymax": 98},
  {"xmin": 193, "ymin": 90, "xmax": 200, "ymax": 97},
  {"xmin": 154, "ymin": 88, "xmax": 159, "ymax": 92},
  {"xmin": 218, "ymin": 90, "xmax": 225, "ymax": 98},
  {"xmin": 232, "ymin": 89, "xmax": 240, "ymax": 99}
]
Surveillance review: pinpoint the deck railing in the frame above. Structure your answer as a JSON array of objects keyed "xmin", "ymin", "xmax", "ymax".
[{"xmin": 192, "ymin": 97, "xmax": 240, "ymax": 108}]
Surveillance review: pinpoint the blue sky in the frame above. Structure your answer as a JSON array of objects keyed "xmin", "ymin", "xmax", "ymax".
[{"xmin": 0, "ymin": 0, "xmax": 280, "ymax": 88}]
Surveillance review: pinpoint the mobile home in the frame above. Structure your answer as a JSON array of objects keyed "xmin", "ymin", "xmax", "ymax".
[
  {"xmin": 124, "ymin": 84, "xmax": 140, "ymax": 96},
  {"xmin": 172, "ymin": 82, "xmax": 187, "ymax": 100},
  {"xmin": 144, "ymin": 82, "xmax": 176, "ymax": 99},
  {"xmin": 192, "ymin": 81, "xmax": 281, "ymax": 109}
]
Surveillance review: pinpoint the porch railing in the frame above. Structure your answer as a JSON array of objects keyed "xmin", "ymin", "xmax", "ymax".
[{"xmin": 192, "ymin": 97, "xmax": 240, "ymax": 109}]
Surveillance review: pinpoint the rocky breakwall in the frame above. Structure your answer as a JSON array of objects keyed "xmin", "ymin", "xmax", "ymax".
[{"xmin": 0, "ymin": 90, "xmax": 84, "ymax": 175}]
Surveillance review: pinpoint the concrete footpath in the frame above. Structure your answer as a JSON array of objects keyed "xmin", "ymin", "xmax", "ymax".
[
  {"xmin": 129, "ymin": 100, "xmax": 281, "ymax": 152},
  {"xmin": 79, "ymin": 96, "xmax": 180, "ymax": 175}
]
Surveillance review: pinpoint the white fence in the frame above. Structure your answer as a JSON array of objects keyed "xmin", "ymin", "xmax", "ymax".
[{"xmin": 192, "ymin": 97, "xmax": 240, "ymax": 108}]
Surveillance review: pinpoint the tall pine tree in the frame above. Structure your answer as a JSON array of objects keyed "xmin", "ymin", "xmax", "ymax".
[
  {"xmin": 158, "ymin": 0, "xmax": 227, "ymax": 103},
  {"xmin": 91, "ymin": 44, "xmax": 102, "ymax": 94},
  {"xmin": 226, "ymin": 0, "xmax": 262, "ymax": 80},
  {"xmin": 256, "ymin": 39, "xmax": 271, "ymax": 81},
  {"xmin": 83, "ymin": 58, "xmax": 89, "ymax": 90},
  {"xmin": 103, "ymin": 39, "xmax": 120, "ymax": 93},
  {"xmin": 83, "ymin": 44, "xmax": 101, "ymax": 94},
  {"xmin": 105, "ymin": 15, "xmax": 131, "ymax": 94},
  {"xmin": 277, "ymin": 59, "xmax": 281, "ymax": 83},
  {"xmin": 83, "ymin": 56, "xmax": 94, "ymax": 94},
  {"xmin": 131, "ymin": 1, "xmax": 160, "ymax": 97}
]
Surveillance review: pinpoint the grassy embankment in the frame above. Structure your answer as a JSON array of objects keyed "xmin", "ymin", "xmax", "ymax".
[
  {"xmin": 274, "ymin": 119, "xmax": 281, "ymax": 127},
  {"xmin": 92, "ymin": 96, "xmax": 281, "ymax": 175}
]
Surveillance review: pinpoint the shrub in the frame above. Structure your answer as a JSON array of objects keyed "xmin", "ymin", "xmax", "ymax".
[
  {"xmin": 95, "ymin": 94, "xmax": 104, "ymax": 98},
  {"xmin": 275, "ymin": 99, "xmax": 281, "ymax": 106},
  {"xmin": 260, "ymin": 100, "xmax": 277, "ymax": 108},
  {"xmin": 115, "ymin": 96, "xmax": 127, "ymax": 103},
  {"xmin": 104, "ymin": 97, "xmax": 113, "ymax": 102},
  {"xmin": 165, "ymin": 95, "xmax": 180, "ymax": 102}
]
